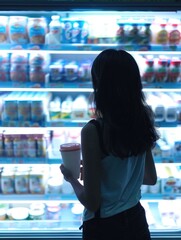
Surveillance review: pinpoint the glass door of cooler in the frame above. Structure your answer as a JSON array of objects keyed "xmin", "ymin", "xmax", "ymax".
[{"xmin": 0, "ymin": 3, "xmax": 181, "ymax": 239}]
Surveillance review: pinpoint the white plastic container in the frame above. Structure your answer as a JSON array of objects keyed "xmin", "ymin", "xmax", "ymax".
[
  {"xmin": 46, "ymin": 15, "xmax": 62, "ymax": 45},
  {"xmin": 71, "ymin": 95, "xmax": 88, "ymax": 120},
  {"xmin": 64, "ymin": 62, "xmax": 78, "ymax": 81},
  {"xmin": 157, "ymin": 93, "xmax": 177, "ymax": 122},
  {"xmin": 47, "ymin": 177, "xmax": 62, "ymax": 194},
  {"xmin": 49, "ymin": 97, "xmax": 61, "ymax": 120},
  {"xmin": 149, "ymin": 178, "xmax": 161, "ymax": 194},
  {"xmin": 146, "ymin": 93, "xmax": 165, "ymax": 122},
  {"xmin": 61, "ymin": 96, "xmax": 73, "ymax": 119}
]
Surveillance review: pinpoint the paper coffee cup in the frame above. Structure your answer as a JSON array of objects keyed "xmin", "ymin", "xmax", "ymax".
[{"xmin": 60, "ymin": 143, "xmax": 81, "ymax": 179}]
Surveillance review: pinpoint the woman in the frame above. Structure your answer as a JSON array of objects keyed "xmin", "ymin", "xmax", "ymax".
[{"xmin": 60, "ymin": 49, "xmax": 159, "ymax": 240}]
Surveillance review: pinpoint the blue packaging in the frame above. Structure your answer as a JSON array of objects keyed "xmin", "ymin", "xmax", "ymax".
[{"xmin": 62, "ymin": 19, "xmax": 88, "ymax": 44}]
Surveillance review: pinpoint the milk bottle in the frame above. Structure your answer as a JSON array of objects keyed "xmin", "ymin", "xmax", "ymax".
[
  {"xmin": 168, "ymin": 92, "xmax": 181, "ymax": 122},
  {"xmin": 46, "ymin": 15, "xmax": 62, "ymax": 45},
  {"xmin": 71, "ymin": 95, "xmax": 88, "ymax": 120},
  {"xmin": 61, "ymin": 96, "xmax": 73, "ymax": 119},
  {"xmin": 155, "ymin": 92, "xmax": 177, "ymax": 122},
  {"xmin": 49, "ymin": 97, "xmax": 61, "ymax": 120},
  {"xmin": 146, "ymin": 93, "xmax": 165, "ymax": 122}
]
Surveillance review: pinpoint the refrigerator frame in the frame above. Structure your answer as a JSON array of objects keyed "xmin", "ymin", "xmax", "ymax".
[
  {"xmin": 0, "ymin": 0, "xmax": 181, "ymax": 11},
  {"xmin": 0, "ymin": 1, "xmax": 181, "ymax": 239}
]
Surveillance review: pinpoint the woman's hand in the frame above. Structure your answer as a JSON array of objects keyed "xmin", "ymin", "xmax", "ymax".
[
  {"xmin": 60, "ymin": 160, "xmax": 83, "ymax": 182},
  {"xmin": 60, "ymin": 164, "xmax": 86, "ymax": 209},
  {"xmin": 60, "ymin": 164, "xmax": 74, "ymax": 182},
  {"xmin": 80, "ymin": 160, "xmax": 83, "ymax": 181}
]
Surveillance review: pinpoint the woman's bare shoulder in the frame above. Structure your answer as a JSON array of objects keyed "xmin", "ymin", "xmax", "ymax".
[{"xmin": 81, "ymin": 120, "xmax": 97, "ymax": 135}]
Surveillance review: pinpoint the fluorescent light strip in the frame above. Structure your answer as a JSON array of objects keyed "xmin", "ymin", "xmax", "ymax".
[
  {"xmin": 1, "ymin": 88, "xmax": 180, "ymax": 93},
  {"xmin": 133, "ymin": 51, "xmax": 181, "ymax": 55},
  {"xmin": 0, "ymin": 88, "xmax": 93, "ymax": 92},
  {"xmin": 143, "ymin": 88, "xmax": 181, "ymax": 92},
  {"xmin": 1, "ymin": 49, "xmax": 181, "ymax": 55},
  {"xmin": 0, "ymin": 49, "xmax": 101, "ymax": 55}
]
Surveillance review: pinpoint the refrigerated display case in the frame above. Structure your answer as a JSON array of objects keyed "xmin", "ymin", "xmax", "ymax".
[{"xmin": 0, "ymin": 0, "xmax": 181, "ymax": 239}]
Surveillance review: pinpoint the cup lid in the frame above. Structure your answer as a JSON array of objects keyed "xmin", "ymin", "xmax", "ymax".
[{"xmin": 60, "ymin": 143, "xmax": 81, "ymax": 152}]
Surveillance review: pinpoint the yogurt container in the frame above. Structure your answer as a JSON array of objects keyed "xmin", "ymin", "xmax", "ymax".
[
  {"xmin": 64, "ymin": 62, "xmax": 78, "ymax": 81},
  {"xmin": 0, "ymin": 204, "xmax": 8, "ymax": 220},
  {"xmin": 49, "ymin": 64, "xmax": 63, "ymax": 82},
  {"xmin": 10, "ymin": 207, "xmax": 29, "ymax": 220},
  {"xmin": 47, "ymin": 177, "xmax": 62, "ymax": 194},
  {"xmin": 29, "ymin": 203, "xmax": 45, "ymax": 220},
  {"xmin": 1, "ymin": 167, "xmax": 15, "ymax": 194},
  {"xmin": 46, "ymin": 202, "xmax": 61, "ymax": 220},
  {"xmin": 0, "ymin": 208, "xmax": 6, "ymax": 220}
]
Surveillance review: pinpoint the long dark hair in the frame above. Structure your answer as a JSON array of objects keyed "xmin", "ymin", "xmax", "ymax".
[{"xmin": 91, "ymin": 49, "xmax": 159, "ymax": 158}]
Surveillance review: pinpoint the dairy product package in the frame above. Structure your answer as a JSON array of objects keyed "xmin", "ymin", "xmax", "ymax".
[{"xmin": 61, "ymin": 19, "xmax": 89, "ymax": 44}]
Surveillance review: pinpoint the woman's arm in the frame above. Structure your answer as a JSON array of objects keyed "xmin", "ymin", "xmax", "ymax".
[
  {"xmin": 81, "ymin": 123, "xmax": 102, "ymax": 212},
  {"xmin": 143, "ymin": 149, "xmax": 157, "ymax": 185},
  {"xmin": 60, "ymin": 164, "xmax": 86, "ymax": 206},
  {"xmin": 60, "ymin": 122, "xmax": 101, "ymax": 212}
]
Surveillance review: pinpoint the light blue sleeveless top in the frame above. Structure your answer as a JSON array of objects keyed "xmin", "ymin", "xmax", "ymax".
[{"xmin": 83, "ymin": 152, "xmax": 146, "ymax": 221}]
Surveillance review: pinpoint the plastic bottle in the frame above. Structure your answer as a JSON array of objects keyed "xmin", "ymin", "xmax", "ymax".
[
  {"xmin": 149, "ymin": 177, "xmax": 161, "ymax": 194},
  {"xmin": 49, "ymin": 97, "xmax": 61, "ymax": 120},
  {"xmin": 4, "ymin": 135, "xmax": 14, "ymax": 157},
  {"xmin": 80, "ymin": 21, "xmax": 89, "ymax": 44},
  {"xmin": 138, "ymin": 23, "xmax": 151, "ymax": 45},
  {"xmin": 142, "ymin": 55, "xmax": 155, "ymax": 83},
  {"xmin": 155, "ymin": 56, "xmax": 168, "ymax": 82},
  {"xmin": 168, "ymin": 23, "xmax": 181, "ymax": 45},
  {"xmin": 27, "ymin": 135, "xmax": 36, "ymax": 157},
  {"xmin": 168, "ymin": 92, "xmax": 181, "ymax": 123},
  {"xmin": 1, "ymin": 167, "xmax": 15, "ymax": 194},
  {"xmin": 156, "ymin": 23, "xmax": 168, "ymax": 45},
  {"xmin": 156, "ymin": 92, "xmax": 177, "ymax": 122},
  {"xmin": 13, "ymin": 135, "xmax": 23, "ymax": 157},
  {"xmin": 14, "ymin": 166, "xmax": 29, "ymax": 194},
  {"xmin": 167, "ymin": 57, "xmax": 181, "ymax": 82},
  {"xmin": 146, "ymin": 93, "xmax": 165, "ymax": 122},
  {"xmin": 71, "ymin": 95, "xmax": 88, "ymax": 120},
  {"xmin": 0, "ymin": 134, "xmax": 3, "ymax": 156},
  {"xmin": 46, "ymin": 15, "xmax": 62, "ymax": 45},
  {"xmin": 36, "ymin": 134, "xmax": 46, "ymax": 157},
  {"xmin": 29, "ymin": 167, "xmax": 45, "ymax": 194},
  {"xmin": 61, "ymin": 96, "xmax": 73, "ymax": 119}
]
